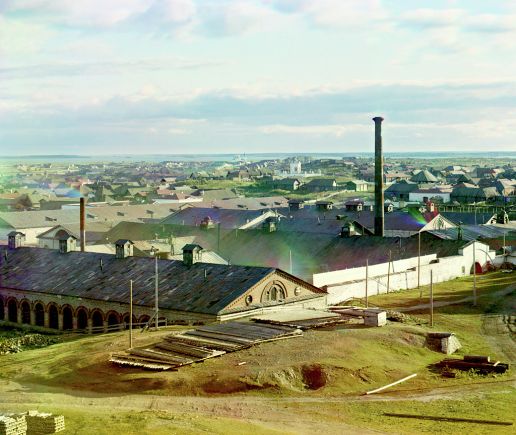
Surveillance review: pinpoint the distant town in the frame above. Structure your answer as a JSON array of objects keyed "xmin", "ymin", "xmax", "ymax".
[{"xmin": 4, "ymin": 151, "xmax": 516, "ymax": 433}]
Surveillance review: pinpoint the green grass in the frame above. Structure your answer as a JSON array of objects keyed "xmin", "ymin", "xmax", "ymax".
[
  {"xmin": 1, "ymin": 271, "xmax": 514, "ymax": 434},
  {"xmin": 368, "ymin": 271, "xmax": 515, "ymax": 309},
  {"xmin": 2, "ymin": 405, "xmax": 286, "ymax": 435}
]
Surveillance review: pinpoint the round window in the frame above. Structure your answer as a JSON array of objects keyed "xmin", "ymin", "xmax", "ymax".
[
  {"xmin": 245, "ymin": 295, "xmax": 253, "ymax": 305},
  {"xmin": 294, "ymin": 287, "xmax": 301, "ymax": 296}
]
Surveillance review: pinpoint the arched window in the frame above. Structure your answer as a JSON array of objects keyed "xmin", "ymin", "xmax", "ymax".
[
  {"xmin": 122, "ymin": 314, "xmax": 137, "ymax": 329},
  {"xmin": 138, "ymin": 315, "xmax": 150, "ymax": 327},
  {"xmin": 62, "ymin": 306, "xmax": 74, "ymax": 330},
  {"xmin": 91, "ymin": 310, "xmax": 104, "ymax": 333},
  {"xmin": 107, "ymin": 312, "xmax": 120, "ymax": 328},
  {"xmin": 8, "ymin": 299, "xmax": 18, "ymax": 322},
  {"xmin": 34, "ymin": 303, "xmax": 45, "ymax": 327},
  {"xmin": 20, "ymin": 301, "xmax": 31, "ymax": 324},
  {"xmin": 76, "ymin": 308, "xmax": 88, "ymax": 330},
  {"xmin": 261, "ymin": 282, "xmax": 287, "ymax": 302},
  {"xmin": 0, "ymin": 297, "xmax": 4, "ymax": 321},
  {"xmin": 48, "ymin": 304, "xmax": 59, "ymax": 329}
]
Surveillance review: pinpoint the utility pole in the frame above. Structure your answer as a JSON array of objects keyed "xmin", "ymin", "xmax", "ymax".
[
  {"xmin": 386, "ymin": 250, "xmax": 392, "ymax": 294},
  {"xmin": 365, "ymin": 259, "xmax": 369, "ymax": 308},
  {"xmin": 151, "ymin": 246, "xmax": 159, "ymax": 329},
  {"xmin": 417, "ymin": 231, "xmax": 421, "ymax": 290},
  {"xmin": 473, "ymin": 240, "xmax": 477, "ymax": 307},
  {"xmin": 430, "ymin": 270, "xmax": 434, "ymax": 327},
  {"xmin": 129, "ymin": 280, "xmax": 133, "ymax": 349}
]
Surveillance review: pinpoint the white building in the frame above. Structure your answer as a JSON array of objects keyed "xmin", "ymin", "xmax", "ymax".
[{"xmin": 289, "ymin": 160, "xmax": 302, "ymax": 175}]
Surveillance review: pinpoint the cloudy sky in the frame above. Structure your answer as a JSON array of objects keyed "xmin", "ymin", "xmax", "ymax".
[{"xmin": 1, "ymin": 0, "xmax": 515, "ymax": 155}]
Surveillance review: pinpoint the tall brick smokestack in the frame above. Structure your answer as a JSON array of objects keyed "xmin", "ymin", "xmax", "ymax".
[
  {"xmin": 373, "ymin": 116, "xmax": 384, "ymax": 237},
  {"xmin": 80, "ymin": 197, "xmax": 86, "ymax": 252}
]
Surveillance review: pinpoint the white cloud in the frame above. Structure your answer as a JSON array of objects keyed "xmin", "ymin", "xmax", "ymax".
[
  {"xmin": 400, "ymin": 8, "xmax": 463, "ymax": 29},
  {"xmin": 260, "ymin": 123, "xmax": 367, "ymax": 136}
]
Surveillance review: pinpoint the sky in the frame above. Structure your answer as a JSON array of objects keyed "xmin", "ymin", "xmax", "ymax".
[{"xmin": 1, "ymin": 0, "xmax": 516, "ymax": 155}]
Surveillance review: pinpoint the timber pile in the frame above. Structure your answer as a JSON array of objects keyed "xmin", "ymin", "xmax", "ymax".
[
  {"xmin": 330, "ymin": 307, "xmax": 387, "ymax": 327},
  {"xmin": 252, "ymin": 308, "xmax": 355, "ymax": 330},
  {"xmin": 253, "ymin": 315, "xmax": 350, "ymax": 330},
  {"xmin": 0, "ymin": 414, "xmax": 26, "ymax": 435},
  {"xmin": 436, "ymin": 355, "xmax": 509, "ymax": 374},
  {"xmin": 110, "ymin": 322, "xmax": 302, "ymax": 371},
  {"xmin": 24, "ymin": 411, "xmax": 65, "ymax": 434}
]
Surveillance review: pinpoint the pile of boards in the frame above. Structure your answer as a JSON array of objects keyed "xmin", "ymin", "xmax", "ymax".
[
  {"xmin": 24, "ymin": 412, "xmax": 65, "ymax": 434},
  {"xmin": 436, "ymin": 355, "xmax": 509, "ymax": 374},
  {"xmin": 329, "ymin": 307, "xmax": 387, "ymax": 327},
  {"xmin": 252, "ymin": 309, "xmax": 351, "ymax": 330},
  {"xmin": 0, "ymin": 415, "xmax": 26, "ymax": 435},
  {"xmin": 110, "ymin": 322, "xmax": 302, "ymax": 371},
  {"xmin": 0, "ymin": 412, "xmax": 64, "ymax": 435}
]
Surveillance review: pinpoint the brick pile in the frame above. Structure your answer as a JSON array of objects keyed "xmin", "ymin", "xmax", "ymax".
[
  {"xmin": 0, "ymin": 414, "xmax": 27, "ymax": 435},
  {"xmin": 24, "ymin": 411, "xmax": 65, "ymax": 434}
]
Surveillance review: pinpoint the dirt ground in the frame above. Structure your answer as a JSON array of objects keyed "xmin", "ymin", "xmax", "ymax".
[{"xmin": 1, "ymin": 272, "xmax": 515, "ymax": 434}]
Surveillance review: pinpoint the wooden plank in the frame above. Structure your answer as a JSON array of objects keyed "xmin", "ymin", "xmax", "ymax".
[
  {"xmin": 184, "ymin": 330, "xmax": 255, "ymax": 345},
  {"xmin": 166, "ymin": 335, "xmax": 243, "ymax": 352},
  {"xmin": 365, "ymin": 374, "xmax": 417, "ymax": 395},
  {"xmin": 195, "ymin": 323, "xmax": 293, "ymax": 340},
  {"xmin": 129, "ymin": 349, "xmax": 193, "ymax": 365},
  {"xmin": 437, "ymin": 360, "xmax": 509, "ymax": 373},
  {"xmin": 155, "ymin": 341, "xmax": 223, "ymax": 359},
  {"xmin": 463, "ymin": 355, "xmax": 491, "ymax": 363}
]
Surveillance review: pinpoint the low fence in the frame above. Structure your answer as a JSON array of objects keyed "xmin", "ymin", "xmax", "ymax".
[{"xmin": 66, "ymin": 320, "xmax": 168, "ymax": 335}]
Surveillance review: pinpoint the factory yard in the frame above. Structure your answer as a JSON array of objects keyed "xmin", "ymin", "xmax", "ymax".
[{"xmin": 0, "ymin": 272, "xmax": 514, "ymax": 434}]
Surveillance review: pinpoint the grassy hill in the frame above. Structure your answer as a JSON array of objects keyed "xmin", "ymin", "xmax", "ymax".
[{"xmin": 0, "ymin": 272, "xmax": 514, "ymax": 434}]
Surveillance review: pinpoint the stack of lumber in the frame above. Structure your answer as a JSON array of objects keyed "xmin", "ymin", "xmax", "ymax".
[
  {"xmin": 24, "ymin": 411, "xmax": 65, "ymax": 434},
  {"xmin": 0, "ymin": 414, "xmax": 27, "ymax": 435},
  {"xmin": 110, "ymin": 322, "xmax": 301, "ymax": 371},
  {"xmin": 436, "ymin": 355, "xmax": 509, "ymax": 374},
  {"xmin": 252, "ymin": 309, "xmax": 351, "ymax": 330},
  {"xmin": 329, "ymin": 307, "xmax": 387, "ymax": 327}
]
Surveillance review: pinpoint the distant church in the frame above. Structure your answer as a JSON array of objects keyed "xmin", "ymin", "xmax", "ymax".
[{"xmin": 289, "ymin": 160, "xmax": 302, "ymax": 175}]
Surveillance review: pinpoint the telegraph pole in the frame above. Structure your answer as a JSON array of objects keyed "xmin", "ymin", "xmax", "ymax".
[
  {"xmin": 365, "ymin": 259, "xmax": 369, "ymax": 308},
  {"xmin": 473, "ymin": 240, "xmax": 477, "ymax": 307},
  {"xmin": 386, "ymin": 250, "xmax": 392, "ymax": 293},
  {"xmin": 430, "ymin": 270, "xmax": 434, "ymax": 327},
  {"xmin": 417, "ymin": 231, "xmax": 421, "ymax": 289},
  {"xmin": 129, "ymin": 280, "xmax": 133, "ymax": 349},
  {"xmin": 151, "ymin": 246, "xmax": 160, "ymax": 329}
]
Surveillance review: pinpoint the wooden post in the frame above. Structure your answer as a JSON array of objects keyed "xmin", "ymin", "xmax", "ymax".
[
  {"xmin": 417, "ymin": 231, "xmax": 421, "ymax": 290},
  {"xmin": 129, "ymin": 279, "xmax": 133, "ymax": 349},
  {"xmin": 386, "ymin": 250, "xmax": 392, "ymax": 294},
  {"xmin": 150, "ymin": 247, "xmax": 160, "ymax": 330},
  {"xmin": 365, "ymin": 259, "xmax": 369, "ymax": 308},
  {"xmin": 365, "ymin": 373, "xmax": 417, "ymax": 395},
  {"xmin": 473, "ymin": 240, "xmax": 477, "ymax": 307},
  {"xmin": 430, "ymin": 270, "xmax": 434, "ymax": 327}
]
